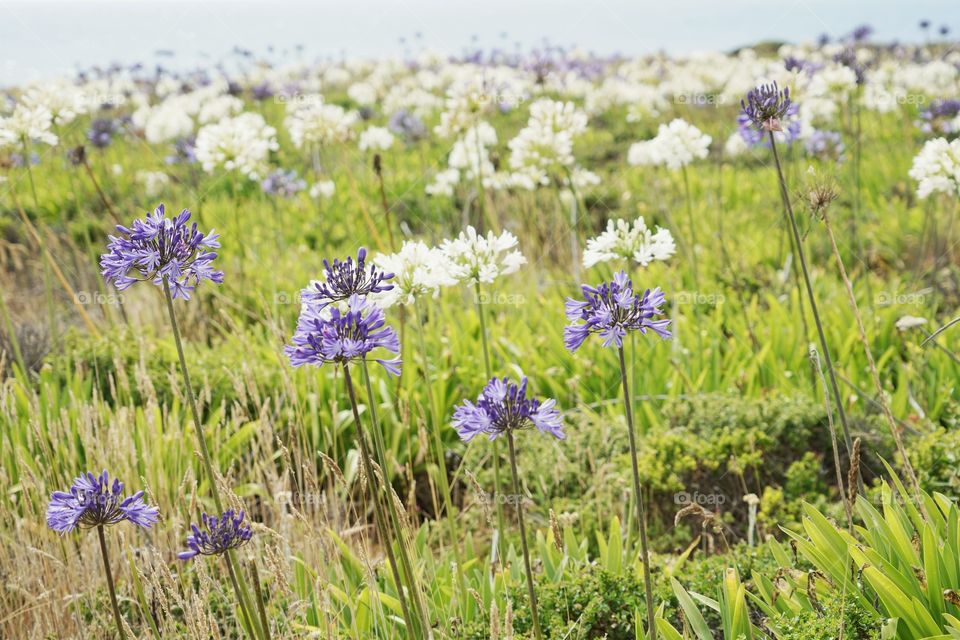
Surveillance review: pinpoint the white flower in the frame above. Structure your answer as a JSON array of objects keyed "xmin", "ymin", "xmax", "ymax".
[
  {"xmin": 22, "ymin": 81, "xmax": 88, "ymax": 125},
  {"xmin": 909, "ymin": 137, "xmax": 960, "ymax": 199},
  {"xmin": 347, "ymin": 81, "xmax": 378, "ymax": 106},
  {"xmin": 895, "ymin": 315, "xmax": 928, "ymax": 332},
  {"xmin": 195, "ymin": 112, "xmax": 278, "ymax": 180},
  {"xmin": 197, "ymin": 95, "xmax": 243, "ymax": 124},
  {"xmin": 285, "ymin": 99, "xmax": 358, "ymax": 148},
  {"xmin": 723, "ymin": 132, "xmax": 750, "ymax": 158},
  {"xmin": 425, "ymin": 168, "xmax": 460, "ymax": 197},
  {"xmin": 439, "ymin": 226, "xmax": 526, "ymax": 284},
  {"xmin": 508, "ymin": 99, "xmax": 589, "ymax": 186},
  {"xmin": 628, "ymin": 118, "xmax": 711, "ymax": 170},
  {"xmin": 371, "ymin": 241, "xmax": 457, "ymax": 307},
  {"xmin": 137, "ymin": 170, "xmax": 171, "ymax": 197},
  {"xmin": 0, "ymin": 104, "xmax": 58, "ymax": 148},
  {"xmin": 358, "ymin": 126, "xmax": 395, "ymax": 151},
  {"xmin": 310, "ymin": 180, "xmax": 336, "ymax": 199},
  {"xmin": 583, "ymin": 217, "xmax": 676, "ymax": 268},
  {"xmin": 134, "ymin": 102, "xmax": 194, "ymax": 144}
]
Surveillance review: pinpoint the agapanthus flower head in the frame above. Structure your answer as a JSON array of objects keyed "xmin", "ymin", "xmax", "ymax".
[
  {"xmin": 452, "ymin": 376, "xmax": 564, "ymax": 442},
  {"xmin": 371, "ymin": 240, "xmax": 457, "ymax": 307},
  {"xmin": 285, "ymin": 294, "xmax": 402, "ymax": 375},
  {"xmin": 178, "ymin": 509, "xmax": 252, "ymax": 560},
  {"xmin": 47, "ymin": 470, "xmax": 159, "ymax": 534},
  {"xmin": 301, "ymin": 247, "xmax": 394, "ymax": 309},
  {"xmin": 388, "ymin": 109, "xmax": 427, "ymax": 143},
  {"xmin": 564, "ymin": 270, "xmax": 671, "ymax": 351},
  {"xmin": 439, "ymin": 226, "xmax": 526, "ymax": 284},
  {"xmin": 261, "ymin": 168, "xmax": 306, "ymax": 198},
  {"xmin": 740, "ymin": 82, "xmax": 793, "ymax": 133},
  {"xmin": 100, "ymin": 203, "xmax": 223, "ymax": 300},
  {"xmin": 87, "ymin": 118, "xmax": 117, "ymax": 149},
  {"xmin": 583, "ymin": 217, "xmax": 676, "ymax": 269}
]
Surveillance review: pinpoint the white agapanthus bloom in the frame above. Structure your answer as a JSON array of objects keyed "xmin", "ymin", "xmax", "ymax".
[
  {"xmin": 347, "ymin": 81, "xmax": 378, "ymax": 106},
  {"xmin": 582, "ymin": 217, "xmax": 676, "ymax": 268},
  {"xmin": 358, "ymin": 126, "xmax": 395, "ymax": 151},
  {"xmin": 136, "ymin": 170, "xmax": 171, "ymax": 197},
  {"xmin": 197, "ymin": 95, "xmax": 243, "ymax": 124},
  {"xmin": 371, "ymin": 241, "xmax": 457, "ymax": 307},
  {"xmin": 0, "ymin": 104, "xmax": 58, "ymax": 148},
  {"xmin": 508, "ymin": 99, "xmax": 589, "ymax": 187},
  {"xmin": 627, "ymin": 118, "xmax": 711, "ymax": 170},
  {"xmin": 908, "ymin": 137, "xmax": 960, "ymax": 199},
  {"xmin": 195, "ymin": 112, "xmax": 278, "ymax": 180},
  {"xmin": 22, "ymin": 81, "xmax": 88, "ymax": 125},
  {"xmin": 439, "ymin": 226, "xmax": 526, "ymax": 284},
  {"xmin": 133, "ymin": 101, "xmax": 195, "ymax": 144},
  {"xmin": 723, "ymin": 132, "xmax": 750, "ymax": 158},
  {"xmin": 285, "ymin": 99, "xmax": 359, "ymax": 148},
  {"xmin": 310, "ymin": 180, "xmax": 336, "ymax": 199},
  {"xmin": 425, "ymin": 168, "xmax": 461, "ymax": 197}
]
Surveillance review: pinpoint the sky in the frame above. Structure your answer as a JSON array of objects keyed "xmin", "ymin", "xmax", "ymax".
[{"xmin": 0, "ymin": 0, "xmax": 955, "ymax": 86}]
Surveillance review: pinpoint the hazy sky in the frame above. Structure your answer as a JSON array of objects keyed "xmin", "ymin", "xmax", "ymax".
[{"xmin": 0, "ymin": 0, "xmax": 955, "ymax": 86}]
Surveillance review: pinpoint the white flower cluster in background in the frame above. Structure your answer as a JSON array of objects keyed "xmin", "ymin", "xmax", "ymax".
[
  {"xmin": 508, "ymin": 99, "xmax": 590, "ymax": 189},
  {"xmin": 583, "ymin": 217, "xmax": 676, "ymax": 268},
  {"xmin": 285, "ymin": 98, "xmax": 359, "ymax": 148},
  {"xmin": 195, "ymin": 112, "xmax": 278, "ymax": 180},
  {"xmin": 438, "ymin": 226, "xmax": 526, "ymax": 284},
  {"xmin": 358, "ymin": 126, "xmax": 395, "ymax": 151},
  {"xmin": 372, "ymin": 241, "xmax": 458, "ymax": 307},
  {"xmin": 0, "ymin": 104, "xmax": 58, "ymax": 148},
  {"xmin": 909, "ymin": 137, "xmax": 960, "ymax": 199},
  {"xmin": 627, "ymin": 119, "xmax": 711, "ymax": 170}
]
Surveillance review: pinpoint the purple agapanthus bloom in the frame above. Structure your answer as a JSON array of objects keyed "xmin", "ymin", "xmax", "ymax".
[
  {"xmin": 452, "ymin": 376, "xmax": 564, "ymax": 442},
  {"xmin": 918, "ymin": 99, "xmax": 960, "ymax": 135},
  {"xmin": 740, "ymin": 82, "xmax": 794, "ymax": 133},
  {"xmin": 87, "ymin": 118, "xmax": 117, "ymax": 149},
  {"xmin": 388, "ymin": 109, "xmax": 427, "ymax": 143},
  {"xmin": 178, "ymin": 509, "xmax": 252, "ymax": 560},
  {"xmin": 564, "ymin": 271, "xmax": 671, "ymax": 351},
  {"xmin": 100, "ymin": 204, "xmax": 223, "ymax": 300},
  {"xmin": 804, "ymin": 130, "xmax": 846, "ymax": 162},
  {"xmin": 285, "ymin": 294, "xmax": 402, "ymax": 375},
  {"xmin": 47, "ymin": 470, "xmax": 159, "ymax": 534},
  {"xmin": 300, "ymin": 248, "xmax": 394, "ymax": 309},
  {"xmin": 261, "ymin": 168, "xmax": 306, "ymax": 198},
  {"xmin": 165, "ymin": 137, "xmax": 197, "ymax": 165}
]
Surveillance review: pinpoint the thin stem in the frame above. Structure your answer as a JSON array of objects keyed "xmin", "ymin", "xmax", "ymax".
[
  {"xmin": 21, "ymin": 138, "xmax": 41, "ymax": 211},
  {"xmin": 809, "ymin": 346, "xmax": 854, "ymax": 533},
  {"xmin": 224, "ymin": 551, "xmax": 258, "ymax": 639},
  {"xmin": 161, "ymin": 277, "xmax": 224, "ymax": 512},
  {"xmin": 374, "ymin": 156, "xmax": 397, "ymax": 251},
  {"xmin": 81, "ymin": 155, "xmax": 121, "ymax": 225},
  {"xmin": 248, "ymin": 559, "xmax": 273, "ymax": 640},
  {"xmin": 681, "ymin": 165, "xmax": 699, "ymax": 287},
  {"xmin": 96, "ymin": 525, "xmax": 126, "ymax": 640},
  {"xmin": 821, "ymin": 213, "xmax": 928, "ymax": 520},
  {"xmin": 343, "ymin": 363, "xmax": 418, "ymax": 639},
  {"xmin": 505, "ymin": 430, "xmax": 542, "ymax": 640},
  {"xmin": 617, "ymin": 346, "xmax": 656, "ymax": 640},
  {"xmin": 768, "ymin": 132, "xmax": 860, "ymax": 491}
]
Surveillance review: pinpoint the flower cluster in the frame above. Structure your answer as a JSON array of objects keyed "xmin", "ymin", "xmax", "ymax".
[
  {"xmin": 452, "ymin": 376, "xmax": 564, "ymax": 442},
  {"xmin": 909, "ymin": 137, "xmax": 960, "ymax": 199},
  {"xmin": 358, "ymin": 126, "xmax": 395, "ymax": 151},
  {"xmin": 195, "ymin": 112, "xmax": 278, "ymax": 180},
  {"xmin": 261, "ymin": 168, "xmax": 307, "ymax": 198},
  {"xmin": 0, "ymin": 103, "xmax": 58, "ymax": 148},
  {"xmin": 301, "ymin": 247, "xmax": 394, "ymax": 309},
  {"xmin": 284, "ymin": 294, "xmax": 402, "ymax": 375},
  {"xmin": 627, "ymin": 119, "xmax": 711, "ymax": 170},
  {"xmin": 100, "ymin": 204, "xmax": 223, "ymax": 299},
  {"xmin": 388, "ymin": 109, "xmax": 427, "ymax": 143},
  {"xmin": 508, "ymin": 98, "xmax": 590, "ymax": 187},
  {"xmin": 438, "ymin": 226, "xmax": 526, "ymax": 284},
  {"xmin": 564, "ymin": 271, "xmax": 672, "ymax": 351},
  {"xmin": 740, "ymin": 82, "xmax": 794, "ymax": 133},
  {"xmin": 47, "ymin": 470, "xmax": 159, "ymax": 534},
  {"xmin": 177, "ymin": 509, "xmax": 253, "ymax": 560},
  {"xmin": 87, "ymin": 118, "xmax": 117, "ymax": 149},
  {"xmin": 804, "ymin": 130, "xmax": 846, "ymax": 162},
  {"xmin": 285, "ymin": 99, "xmax": 359, "ymax": 148},
  {"xmin": 583, "ymin": 217, "xmax": 676, "ymax": 269},
  {"xmin": 372, "ymin": 241, "xmax": 457, "ymax": 308}
]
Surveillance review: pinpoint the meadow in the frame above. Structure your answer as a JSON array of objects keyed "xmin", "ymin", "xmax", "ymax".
[{"xmin": 1, "ymin": 27, "xmax": 959, "ymax": 640}]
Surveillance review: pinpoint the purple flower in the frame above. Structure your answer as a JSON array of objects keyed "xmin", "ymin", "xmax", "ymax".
[
  {"xmin": 165, "ymin": 137, "xmax": 197, "ymax": 165},
  {"xmin": 178, "ymin": 509, "xmax": 252, "ymax": 560},
  {"xmin": 261, "ymin": 168, "xmax": 306, "ymax": 198},
  {"xmin": 564, "ymin": 270, "xmax": 671, "ymax": 351},
  {"xmin": 740, "ymin": 82, "xmax": 793, "ymax": 133},
  {"xmin": 388, "ymin": 109, "xmax": 427, "ymax": 143},
  {"xmin": 804, "ymin": 130, "xmax": 846, "ymax": 162},
  {"xmin": 284, "ymin": 294, "xmax": 402, "ymax": 375},
  {"xmin": 87, "ymin": 118, "xmax": 117, "ymax": 149},
  {"xmin": 452, "ymin": 376, "xmax": 564, "ymax": 442},
  {"xmin": 301, "ymin": 248, "xmax": 393, "ymax": 309},
  {"xmin": 918, "ymin": 99, "xmax": 960, "ymax": 135},
  {"xmin": 47, "ymin": 470, "xmax": 159, "ymax": 534},
  {"xmin": 100, "ymin": 203, "xmax": 223, "ymax": 300}
]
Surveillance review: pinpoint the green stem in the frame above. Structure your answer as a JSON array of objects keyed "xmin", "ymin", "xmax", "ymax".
[
  {"xmin": 505, "ymin": 430, "xmax": 543, "ymax": 640},
  {"xmin": 224, "ymin": 552, "xmax": 258, "ymax": 639},
  {"xmin": 681, "ymin": 165, "xmax": 699, "ymax": 287},
  {"xmin": 21, "ymin": 137, "xmax": 40, "ymax": 211},
  {"xmin": 248, "ymin": 559, "xmax": 273, "ymax": 640},
  {"xmin": 617, "ymin": 346, "xmax": 656, "ymax": 640},
  {"xmin": 96, "ymin": 525, "xmax": 126, "ymax": 640}
]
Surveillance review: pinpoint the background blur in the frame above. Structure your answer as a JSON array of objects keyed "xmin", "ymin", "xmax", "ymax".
[{"xmin": 0, "ymin": 0, "xmax": 956, "ymax": 87}]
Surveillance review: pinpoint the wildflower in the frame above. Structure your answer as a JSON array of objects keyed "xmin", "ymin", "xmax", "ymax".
[
  {"xmin": 909, "ymin": 137, "xmax": 960, "ymax": 199},
  {"xmin": 301, "ymin": 247, "xmax": 394, "ymax": 309},
  {"xmin": 285, "ymin": 99, "xmax": 359, "ymax": 148},
  {"xmin": 388, "ymin": 109, "xmax": 427, "ymax": 143},
  {"xmin": 178, "ymin": 509, "xmax": 253, "ymax": 559},
  {"xmin": 0, "ymin": 103, "xmax": 58, "ymax": 148},
  {"xmin": 372, "ymin": 241, "xmax": 457, "ymax": 307},
  {"xmin": 165, "ymin": 137, "xmax": 197, "ymax": 165},
  {"xmin": 137, "ymin": 170, "xmax": 171, "ymax": 198},
  {"xmin": 284, "ymin": 294, "xmax": 402, "ymax": 375},
  {"xmin": 87, "ymin": 118, "xmax": 117, "ymax": 149},
  {"xmin": 740, "ymin": 82, "xmax": 793, "ymax": 133},
  {"xmin": 439, "ymin": 226, "xmax": 526, "ymax": 284},
  {"xmin": 310, "ymin": 180, "xmax": 336, "ymax": 200},
  {"xmin": 47, "ymin": 470, "xmax": 159, "ymax": 533},
  {"xmin": 583, "ymin": 217, "xmax": 676, "ymax": 268},
  {"xmin": 917, "ymin": 99, "xmax": 960, "ymax": 136},
  {"xmin": 261, "ymin": 168, "xmax": 307, "ymax": 198},
  {"xmin": 358, "ymin": 126, "xmax": 395, "ymax": 151},
  {"xmin": 100, "ymin": 203, "xmax": 223, "ymax": 299},
  {"xmin": 195, "ymin": 112, "xmax": 278, "ymax": 180},
  {"xmin": 452, "ymin": 376, "xmax": 564, "ymax": 442},
  {"xmin": 564, "ymin": 270, "xmax": 671, "ymax": 351},
  {"xmin": 804, "ymin": 130, "xmax": 846, "ymax": 162},
  {"xmin": 626, "ymin": 119, "xmax": 711, "ymax": 170},
  {"xmin": 508, "ymin": 99, "xmax": 589, "ymax": 186}
]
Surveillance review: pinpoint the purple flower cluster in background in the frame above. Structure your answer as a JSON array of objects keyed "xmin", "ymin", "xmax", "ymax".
[
  {"xmin": 564, "ymin": 271, "xmax": 671, "ymax": 351},
  {"xmin": 804, "ymin": 130, "xmax": 846, "ymax": 162},
  {"xmin": 388, "ymin": 109, "xmax": 428, "ymax": 143},
  {"xmin": 261, "ymin": 168, "xmax": 306, "ymax": 198},
  {"xmin": 165, "ymin": 137, "xmax": 197, "ymax": 165},
  {"xmin": 452, "ymin": 376, "xmax": 564, "ymax": 442},
  {"xmin": 301, "ymin": 248, "xmax": 394, "ymax": 309},
  {"xmin": 47, "ymin": 470, "xmax": 159, "ymax": 533},
  {"xmin": 100, "ymin": 204, "xmax": 223, "ymax": 299},
  {"xmin": 918, "ymin": 99, "xmax": 960, "ymax": 135},
  {"xmin": 285, "ymin": 294, "xmax": 402, "ymax": 375},
  {"xmin": 87, "ymin": 118, "xmax": 117, "ymax": 149},
  {"xmin": 178, "ymin": 509, "xmax": 253, "ymax": 560}
]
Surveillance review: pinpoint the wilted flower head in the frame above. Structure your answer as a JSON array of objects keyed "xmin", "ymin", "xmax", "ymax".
[
  {"xmin": 583, "ymin": 217, "xmax": 676, "ymax": 269},
  {"xmin": 261, "ymin": 168, "xmax": 307, "ymax": 198},
  {"xmin": 301, "ymin": 247, "xmax": 394, "ymax": 309},
  {"xmin": 100, "ymin": 203, "xmax": 223, "ymax": 299},
  {"xmin": 87, "ymin": 118, "xmax": 117, "ymax": 149},
  {"xmin": 740, "ymin": 82, "xmax": 793, "ymax": 133},
  {"xmin": 452, "ymin": 376, "xmax": 564, "ymax": 442},
  {"xmin": 564, "ymin": 271, "xmax": 671, "ymax": 351},
  {"xmin": 372, "ymin": 241, "xmax": 457, "ymax": 307},
  {"xmin": 178, "ymin": 509, "xmax": 252, "ymax": 560},
  {"xmin": 439, "ymin": 226, "xmax": 526, "ymax": 284},
  {"xmin": 47, "ymin": 470, "xmax": 159, "ymax": 534},
  {"xmin": 285, "ymin": 294, "xmax": 402, "ymax": 375}
]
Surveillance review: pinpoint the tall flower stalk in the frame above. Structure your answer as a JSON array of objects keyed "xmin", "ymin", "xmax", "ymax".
[
  {"xmin": 565, "ymin": 271, "xmax": 671, "ymax": 640},
  {"xmin": 453, "ymin": 376, "xmax": 565, "ymax": 640}
]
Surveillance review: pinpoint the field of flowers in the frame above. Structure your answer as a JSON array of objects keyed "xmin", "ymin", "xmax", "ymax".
[{"xmin": 1, "ymin": 24, "xmax": 960, "ymax": 640}]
